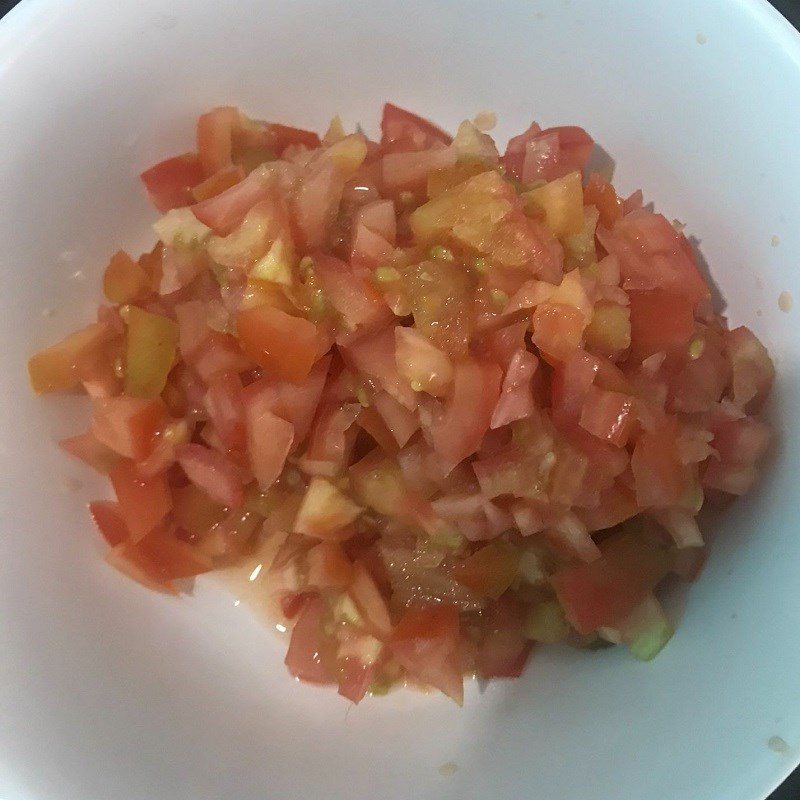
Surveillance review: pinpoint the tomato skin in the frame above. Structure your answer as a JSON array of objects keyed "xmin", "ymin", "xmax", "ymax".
[
  {"xmin": 551, "ymin": 533, "xmax": 671, "ymax": 634},
  {"xmin": 237, "ymin": 305, "xmax": 319, "ymax": 383},
  {"xmin": 628, "ymin": 290, "xmax": 695, "ymax": 361},
  {"xmin": 109, "ymin": 460, "xmax": 173, "ymax": 542},
  {"xmin": 191, "ymin": 166, "xmax": 273, "ymax": 236},
  {"xmin": 140, "ymin": 153, "xmax": 205, "ymax": 212},
  {"xmin": 380, "ymin": 103, "xmax": 453, "ymax": 150}
]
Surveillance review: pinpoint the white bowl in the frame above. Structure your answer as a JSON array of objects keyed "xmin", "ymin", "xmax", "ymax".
[{"xmin": 1, "ymin": 1, "xmax": 799, "ymax": 798}]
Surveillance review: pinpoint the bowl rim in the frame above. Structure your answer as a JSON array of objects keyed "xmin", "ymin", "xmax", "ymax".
[{"xmin": 1, "ymin": 2, "xmax": 799, "ymax": 800}]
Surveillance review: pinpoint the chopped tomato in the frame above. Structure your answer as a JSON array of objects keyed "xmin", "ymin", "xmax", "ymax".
[
  {"xmin": 109, "ymin": 460, "xmax": 172, "ymax": 542},
  {"xmin": 172, "ymin": 483, "xmax": 227, "ymax": 537},
  {"xmin": 348, "ymin": 561, "xmax": 392, "ymax": 639},
  {"xmin": 306, "ymin": 542, "xmax": 354, "ymax": 588},
  {"xmin": 429, "ymin": 359, "xmax": 502, "ymax": 475},
  {"xmin": 197, "ymin": 106, "xmax": 240, "ymax": 176},
  {"xmin": 91, "ymin": 396, "xmax": 165, "ymax": 460},
  {"xmin": 284, "ymin": 595, "xmax": 337, "ymax": 684},
  {"xmin": 390, "ymin": 605, "xmax": 463, "ymax": 704},
  {"xmin": 380, "ymin": 103, "xmax": 453, "ymax": 150},
  {"xmin": 124, "ymin": 306, "xmax": 178, "ymax": 399},
  {"xmin": 532, "ymin": 302, "xmax": 585, "ymax": 362},
  {"xmin": 725, "ymin": 326, "xmax": 775, "ymax": 412},
  {"xmin": 176, "ymin": 443, "xmax": 244, "ymax": 508},
  {"xmin": 628, "ymin": 290, "xmax": 695, "ymax": 361},
  {"xmin": 551, "ymin": 532, "xmax": 671, "ymax": 634},
  {"xmin": 103, "ymin": 250, "xmax": 150, "ymax": 304},
  {"xmin": 294, "ymin": 477, "xmax": 363, "ymax": 540},
  {"xmin": 59, "ymin": 431, "xmax": 122, "ymax": 474},
  {"xmin": 191, "ymin": 165, "xmax": 247, "ymax": 202},
  {"xmin": 583, "ymin": 172, "xmax": 622, "ymax": 228},
  {"xmin": 192, "ymin": 164, "xmax": 274, "ymax": 235},
  {"xmin": 245, "ymin": 398, "xmax": 294, "ymax": 489},
  {"xmin": 475, "ymin": 595, "xmax": 532, "ymax": 679},
  {"xmin": 140, "ymin": 153, "xmax": 205, "ymax": 212},
  {"xmin": 451, "ymin": 542, "xmax": 521, "ymax": 599},
  {"xmin": 28, "ymin": 322, "xmax": 113, "ymax": 394},
  {"xmin": 88, "ymin": 501, "xmax": 130, "ymax": 546},
  {"xmin": 631, "ymin": 421, "xmax": 686, "ymax": 508},
  {"xmin": 597, "ymin": 213, "xmax": 709, "ymax": 305},
  {"xmin": 237, "ymin": 304, "xmax": 319, "ymax": 383},
  {"xmin": 578, "ymin": 386, "xmax": 636, "ymax": 447}
]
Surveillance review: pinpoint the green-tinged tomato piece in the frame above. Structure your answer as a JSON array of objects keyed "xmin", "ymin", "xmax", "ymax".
[
  {"xmin": 525, "ymin": 599, "xmax": 571, "ymax": 643},
  {"xmin": 124, "ymin": 306, "xmax": 179, "ymax": 398}
]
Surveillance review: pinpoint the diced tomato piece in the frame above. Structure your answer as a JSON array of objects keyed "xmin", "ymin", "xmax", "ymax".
[
  {"xmin": 348, "ymin": 560, "xmax": 392, "ymax": 639},
  {"xmin": 306, "ymin": 541, "xmax": 354, "ymax": 588},
  {"xmin": 176, "ymin": 443, "xmax": 244, "ymax": 508},
  {"xmin": 452, "ymin": 542, "xmax": 521, "ymax": 599},
  {"xmin": 237, "ymin": 304, "xmax": 320, "ymax": 383},
  {"xmin": 192, "ymin": 164, "xmax": 274, "ymax": 236},
  {"xmin": 301, "ymin": 403, "xmax": 361, "ymax": 476},
  {"xmin": 140, "ymin": 153, "xmax": 205, "ymax": 212},
  {"xmin": 245, "ymin": 398, "xmax": 294, "ymax": 489},
  {"xmin": 280, "ymin": 591, "xmax": 316, "ymax": 620},
  {"xmin": 372, "ymin": 391, "xmax": 419, "ymax": 447},
  {"xmin": 490, "ymin": 348, "xmax": 538, "ymax": 429},
  {"xmin": 380, "ymin": 103, "xmax": 453, "ymax": 150},
  {"xmin": 475, "ymin": 595, "xmax": 532, "ymax": 679},
  {"xmin": 356, "ymin": 407, "xmax": 399, "ymax": 454},
  {"xmin": 190, "ymin": 330, "xmax": 252, "ymax": 383},
  {"xmin": 103, "ymin": 250, "xmax": 150, "ymax": 304},
  {"xmin": 191, "ymin": 165, "xmax": 247, "ymax": 202},
  {"xmin": 631, "ymin": 421, "xmax": 685, "ymax": 507},
  {"xmin": 429, "ymin": 359, "xmax": 502, "ymax": 475},
  {"xmin": 531, "ymin": 302, "xmax": 585, "ymax": 362},
  {"xmin": 124, "ymin": 306, "xmax": 179, "ymax": 399},
  {"xmin": 91, "ymin": 396, "xmax": 165, "ymax": 460},
  {"xmin": 204, "ymin": 372, "xmax": 245, "ymax": 450},
  {"xmin": 284, "ymin": 596, "xmax": 336, "ymax": 684},
  {"xmin": 628, "ymin": 290, "xmax": 695, "ymax": 361},
  {"xmin": 577, "ymin": 482, "xmax": 639, "ymax": 532},
  {"xmin": 725, "ymin": 326, "xmax": 775, "ymax": 412},
  {"xmin": 579, "ymin": 386, "xmax": 636, "ymax": 447},
  {"xmin": 355, "ymin": 199, "xmax": 396, "ymax": 242},
  {"xmin": 28, "ymin": 322, "xmax": 114, "ymax": 394},
  {"xmin": 59, "ymin": 430, "xmax": 122, "ymax": 474},
  {"xmin": 172, "ymin": 483, "xmax": 227, "ymax": 537},
  {"xmin": 551, "ymin": 532, "xmax": 671, "ymax": 634},
  {"xmin": 312, "ymin": 252, "xmax": 390, "ymax": 331},
  {"xmin": 292, "ymin": 160, "xmax": 344, "ymax": 251},
  {"xmin": 266, "ymin": 122, "xmax": 321, "ymax": 153},
  {"xmin": 703, "ymin": 414, "xmax": 770, "ymax": 495},
  {"xmin": 583, "ymin": 173, "xmax": 622, "ymax": 228},
  {"xmin": 395, "ymin": 326, "xmax": 454, "ymax": 397},
  {"xmin": 337, "ymin": 654, "xmax": 378, "ymax": 705},
  {"xmin": 345, "ymin": 326, "xmax": 418, "ymax": 409},
  {"xmin": 109, "ymin": 460, "xmax": 172, "ymax": 542},
  {"xmin": 382, "ymin": 146, "xmax": 457, "ymax": 192},
  {"xmin": 88, "ymin": 501, "xmax": 130, "ymax": 546},
  {"xmin": 174, "ymin": 300, "xmax": 209, "ymax": 360},
  {"xmin": 597, "ymin": 212, "xmax": 709, "ymax": 305},
  {"xmin": 197, "ymin": 106, "xmax": 239, "ymax": 176},
  {"xmin": 294, "ymin": 477, "xmax": 362, "ymax": 540},
  {"xmin": 502, "ymin": 124, "xmax": 593, "ymax": 183},
  {"xmin": 389, "ymin": 605, "xmax": 463, "ymax": 704}
]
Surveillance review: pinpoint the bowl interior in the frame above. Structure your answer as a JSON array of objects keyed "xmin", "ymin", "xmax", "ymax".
[{"xmin": 1, "ymin": 1, "xmax": 799, "ymax": 799}]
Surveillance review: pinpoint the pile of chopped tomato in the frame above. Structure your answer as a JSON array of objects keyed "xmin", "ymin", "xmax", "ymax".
[{"xmin": 29, "ymin": 103, "xmax": 775, "ymax": 704}]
